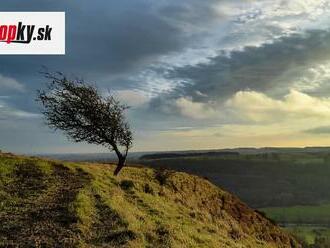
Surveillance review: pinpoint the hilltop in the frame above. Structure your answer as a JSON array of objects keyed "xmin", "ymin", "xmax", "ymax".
[
  {"xmin": 0, "ymin": 153, "xmax": 300, "ymax": 247},
  {"xmin": 139, "ymin": 147, "xmax": 330, "ymax": 160}
]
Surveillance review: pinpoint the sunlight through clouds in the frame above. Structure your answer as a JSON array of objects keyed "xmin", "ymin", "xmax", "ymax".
[{"xmin": 226, "ymin": 90, "xmax": 330, "ymax": 122}]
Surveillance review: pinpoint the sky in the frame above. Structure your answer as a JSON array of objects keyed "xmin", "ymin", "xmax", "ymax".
[{"xmin": 2, "ymin": 0, "xmax": 330, "ymax": 154}]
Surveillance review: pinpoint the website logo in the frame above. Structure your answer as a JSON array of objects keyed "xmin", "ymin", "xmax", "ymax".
[{"xmin": 0, "ymin": 12, "xmax": 65, "ymax": 55}]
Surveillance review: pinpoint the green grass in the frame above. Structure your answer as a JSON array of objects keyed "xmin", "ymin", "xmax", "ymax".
[
  {"xmin": 0, "ymin": 153, "xmax": 300, "ymax": 248},
  {"xmin": 261, "ymin": 204, "xmax": 330, "ymax": 225},
  {"xmin": 286, "ymin": 226, "xmax": 330, "ymax": 245},
  {"xmin": 260, "ymin": 204, "xmax": 330, "ymax": 245}
]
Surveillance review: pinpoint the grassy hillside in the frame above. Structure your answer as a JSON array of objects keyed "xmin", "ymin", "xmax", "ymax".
[
  {"xmin": 140, "ymin": 153, "xmax": 330, "ymax": 208},
  {"xmin": 137, "ymin": 153, "xmax": 330, "ymax": 247},
  {"xmin": 0, "ymin": 153, "xmax": 300, "ymax": 248}
]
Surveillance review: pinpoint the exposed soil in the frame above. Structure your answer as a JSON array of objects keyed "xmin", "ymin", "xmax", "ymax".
[
  {"xmin": 0, "ymin": 162, "xmax": 90, "ymax": 248},
  {"xmin": 86, "ymin": 193, "xmax": 136, "ymax": 247}
]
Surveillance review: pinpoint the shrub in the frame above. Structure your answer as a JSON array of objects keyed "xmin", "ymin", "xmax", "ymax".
[
  {"xmin": 120, "ymin": 180, "xmax": 135, "ymax": 191},
  {"xmin": 154, "ymin": 168, "xmax": 174, "ymax": 186},
  {"xmin": 143, "ymin": 183, "xmax": 154, "ymax": 194}
]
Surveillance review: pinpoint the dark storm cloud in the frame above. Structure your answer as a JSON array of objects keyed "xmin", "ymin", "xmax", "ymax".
[
  {"xmin": 0, "ymin": 0, "xmax": 219, "ymax": 111},
  {"xmin": 0, "ymin": 0, "xmax": 219, "ymax": 82},
  {"xmin": 161, "ymin": 30, "xmax": 330, "ymax": 103},
  {"xmin": 159, "ymin": 0, "xmax": 219, "ymax": 26},
  {"xmin": 0, "ymin": 1, "xmax": 182, "ymax": 79},
  {"xmin": 0, "ymin": 0, "xmax": 220, "ymax": 153}
]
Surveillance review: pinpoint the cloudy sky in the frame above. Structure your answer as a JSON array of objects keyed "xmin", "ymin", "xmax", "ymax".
[{"xmin": 2, "ymin": 0, "xmax": 330, "ymax": 154}]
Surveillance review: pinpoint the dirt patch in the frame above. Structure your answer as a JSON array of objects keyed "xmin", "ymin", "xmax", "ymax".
[
  {"xmin": 0, "ymin": 162, "xmax": 90, "ymax": 248},
  {"xmin": 87, "ymin": 194, "xmax": 136, "ymax": 247},
  {"xmin": 145, "ymin": 225, "xmax": 172, "ymax": 248},
  {"xmin": 5, "ymin": 162, "xmax": 46, "ymax": 198}
]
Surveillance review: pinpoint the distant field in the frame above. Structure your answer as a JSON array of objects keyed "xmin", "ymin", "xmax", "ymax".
[
  {"xmin": 285, "ymin": 226, "xmax": 330, "ymax": 246},
  {"xmin": 261, "ymin": 204, "xmax": 330, "ymax": 225},
  {"xmin": 260, "ymin": 203, "xmax": 330, "ymax": 244}
]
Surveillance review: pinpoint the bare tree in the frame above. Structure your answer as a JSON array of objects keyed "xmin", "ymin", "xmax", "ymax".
[{"xmin": 36, "ymin": 71, "xmax": 133, "ymax": 175}]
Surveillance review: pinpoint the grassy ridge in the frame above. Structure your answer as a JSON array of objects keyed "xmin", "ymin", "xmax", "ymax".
[
  {"xmin": 140, "ymin": 153, "xmax": 330, "ymax": 208},
  {"xmin": 0, "ymin": 153, "xmax": 300, "ymax": 247}
]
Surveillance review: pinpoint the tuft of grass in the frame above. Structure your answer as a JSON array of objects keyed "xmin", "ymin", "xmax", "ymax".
[
  {"xmin": 154, "ymin": 168, "xmax": 174, "ymax": 186},
  {"xmin": 120, "ymin": 180, "xmax": 135, "ymax": 191},
  {"xmin": 143, "ymin": 183, "xmax": 154, "ymax": 195},
  {"xmin": 70, "ymin": 187, "xmax": 96, "ymax": 236}
]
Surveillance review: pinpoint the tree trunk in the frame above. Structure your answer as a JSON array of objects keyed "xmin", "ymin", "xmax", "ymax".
[{"xmin": 114, "ymin": 155, "xmax": 126, "ymax": 176}]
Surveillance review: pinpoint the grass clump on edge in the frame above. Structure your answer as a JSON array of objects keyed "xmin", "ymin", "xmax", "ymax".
[
  {"xmin": 70, "ymin": 186, "xmax": 96, "ymax": 238},
  {"xmin": 154, "ymin": 168, "xmax": 175, "ymax": 186},
  {"xmin": 120, "ymin": 180, "xmax": 135, "ymax": 191}
]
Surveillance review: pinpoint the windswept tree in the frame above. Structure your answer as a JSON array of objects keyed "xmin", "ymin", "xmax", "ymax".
[{"xmin": 36, "ymin": 71, "xmax": 133, "ymax": 175}]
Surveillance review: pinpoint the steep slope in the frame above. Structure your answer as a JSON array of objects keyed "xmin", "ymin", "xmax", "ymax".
[{"xmin": 0, "ymin": 153, "xmax": 300, "ymax": 248}]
